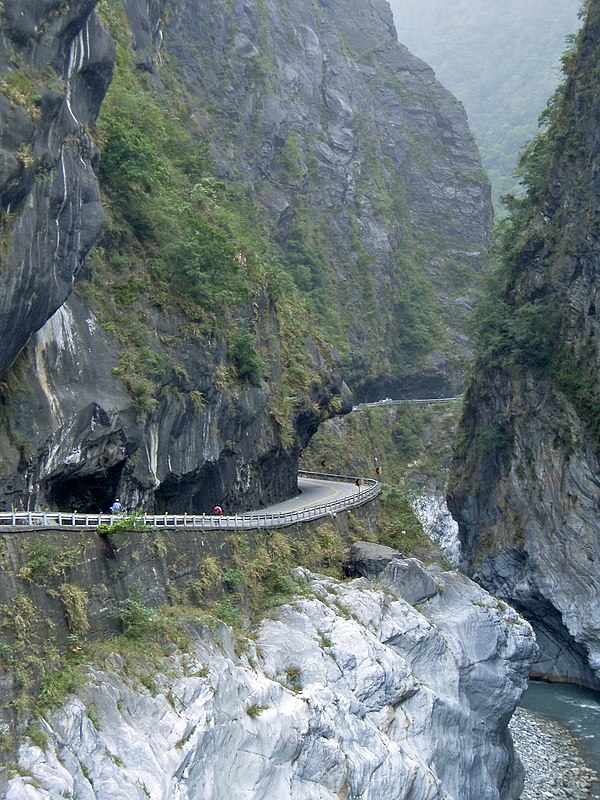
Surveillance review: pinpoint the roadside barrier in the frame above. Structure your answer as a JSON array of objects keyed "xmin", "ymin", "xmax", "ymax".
[
  {"xmin": 353, "ymin": 397, "xmax": 460, "ymax": 411},
  {"xmin": 0, "ymin": 472, "xmax": 381, "ymax": 531}
]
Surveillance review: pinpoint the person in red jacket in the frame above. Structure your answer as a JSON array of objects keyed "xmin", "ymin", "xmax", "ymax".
[{"xmin": 213, "ymin": 505, "xmax": 223, "ymax": 516}]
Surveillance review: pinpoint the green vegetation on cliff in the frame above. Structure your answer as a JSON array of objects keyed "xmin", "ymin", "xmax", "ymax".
[
  {"xmin": 467, "ymin": 0, "xmax": 600, "ymax": 444},
  {"xmin": 80, "ymin": 0, "xmax": 326, "ymax": 416},
  {"xmin": 0, "ymin": 0, "xmax": 492, "ymax": 528},
  {"xmin": 75, "ymin": 0, "xmax": 481, "ymax": 427},
  {"xmin": 0, "ymin": 494, "xmax": 420, "ymax": 748},
  {"xmin": 0, "ymin": 395, "xmax": 457, "ymax": 745},
  {"xmin": 304, "ymin": 401, "xmax": 460, "ymax": 559},
  {"xmin": 86, "ymin": 0, "xmax": 455, "ymax": 416},
  {"xmin": 90, "ymin": 0, "xmax": 489, "ymax": 407}
]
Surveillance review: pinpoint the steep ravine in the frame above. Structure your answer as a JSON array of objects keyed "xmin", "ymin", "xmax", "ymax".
[
  {"xmin": 449, "ymin": 0, "xmax": 600, "ymax": 688},
  {"xmin": 0, "ymin": 4, "xmax": 531, "ymax": 794}
]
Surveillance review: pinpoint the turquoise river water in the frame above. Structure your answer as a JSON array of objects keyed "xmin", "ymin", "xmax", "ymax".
[{"xmin": 520, "ymin": 681, "xmax": 600, "ymax": 798}]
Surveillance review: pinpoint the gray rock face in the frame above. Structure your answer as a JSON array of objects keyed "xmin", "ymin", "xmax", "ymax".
[
  {"xmin": 449, "ymin": 5, "xmax": 600, "ymax": 688},
  {"xmin": 0, "ymin": 0, "xmax": 114, "ymax": 375},
  {"xmin": 123, "ymin": 0, "xmax": 166, "ymax": 84},
  {"xmin": 0, "ymin": 294, "xmax": 347, "ymax": 512},
  {"xmin": 2, "ymin": 565, "xmax": 536, "ymax": 800},
  {"xmin": 347, "ymin": 540, "xmax": 402, "ymax": 579},
  {"xmin": 348, "ymin": 544, "xmax": 440, "ymax": 604},
  {"xmin": 0, "ymin": 0, "xmax": 349, "ymax": 514},
  {"xmin": 0, "ymin": 0, "xmax": 490, "ymax": 515},
  {"xmin": 413, "ymin": 491, "xmax": 460, "ymax": 565},
  {"xmin": 164, "ymin": 0, "xmax": 492, "ymax": 399},
  {"xmin": 380, "ymin": 556, "xmax": 440, "ymax": 604},
  {"xmin": 450, "ymin": 374, "xmax": 600, "ymax": 688}
]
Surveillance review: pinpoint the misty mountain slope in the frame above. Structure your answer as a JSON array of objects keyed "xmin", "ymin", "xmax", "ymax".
[{"xmin": 389, "ymin": 0, "xmax": 581, "ymax": 209}]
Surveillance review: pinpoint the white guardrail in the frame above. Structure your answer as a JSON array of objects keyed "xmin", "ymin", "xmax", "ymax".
[
  {"xmin": 0, "ymin": 472, "xmax": 381, "ymax": 531},
  {"xmin": 353, "ymin": 397, "xmax": 460, "ymax": 410}
]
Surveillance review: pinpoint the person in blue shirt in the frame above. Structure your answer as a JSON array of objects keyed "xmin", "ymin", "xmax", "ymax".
[{"xmin": 110, "ymin": 498, "xmax": 123, "ymax": 514}]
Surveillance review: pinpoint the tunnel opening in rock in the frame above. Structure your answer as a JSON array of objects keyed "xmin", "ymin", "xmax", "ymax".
[
  {"xmin": 154, "ymin": 451, "xmax": 298, "ymax": 515},
  {"xmin": 46, "ymin": 463, "xmax": 126, "ymax": 512},
  {"xmin": 155, "ymin": 462, "xmax": 224, "ymax": 515},
  {"xmin": 353, "ymin": 372, "xmax": 457, "ymax": 404}
]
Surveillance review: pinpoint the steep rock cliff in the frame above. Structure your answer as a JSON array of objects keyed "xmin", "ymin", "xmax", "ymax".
[
  {"xmin": 449, "ymin": 0, "xmax": 600, "ymax": 687},
  {"xmin": 2, "ymin": 561, "xmax": 536, "ymax": 800},
  {"xmin": 0, "ymin": 0, "xmax": 350, "ymax": 515},
  {"xmin": 0, "ymin": 0, "xmax": 114, "ymax": 374},
  {"xmin": 0, "ymin": 0, "xmax": 490, "ymax": 515},
  {"xmin": 164, "ymin": 0, "xmax": 492, "ymax": 399},
  {"xmin": 0, "ymin": 291, "xmax": 348, "ymax": 514}
]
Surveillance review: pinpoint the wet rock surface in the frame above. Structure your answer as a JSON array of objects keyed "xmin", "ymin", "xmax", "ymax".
[{"xmin": 0, "ymin": 0, "xmax": 114, "ymax": 375}]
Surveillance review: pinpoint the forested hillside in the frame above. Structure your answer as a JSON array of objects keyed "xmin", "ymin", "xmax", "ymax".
[{"xmin": 389, "ymin": 0, "xmax": 581, "ymax": 210}]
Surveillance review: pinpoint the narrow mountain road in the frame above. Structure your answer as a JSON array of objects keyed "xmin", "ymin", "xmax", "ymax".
[
  {"xmin": 258, "ymin": 475, "xmax": 366, "ymax": 514},
  {"xmin": 0, "ymin": 473, "xmax": 380, "ymax": 531},
  {"xmin": 353, "ymin": 396, "xmax": 461, "ymax": 410}
]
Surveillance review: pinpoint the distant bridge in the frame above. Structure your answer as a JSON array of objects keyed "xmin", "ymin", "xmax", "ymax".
[
  {"xmin": 0, "ymin": 472, "xmax": 381, "ymax": 532},
  {"xmin": 353, "ymin": 396, "xmax": 461, "ymax": 411}
]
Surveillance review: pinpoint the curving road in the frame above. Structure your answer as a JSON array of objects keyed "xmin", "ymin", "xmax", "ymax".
[
  {"xmin": 0, "ymin": 473, "xmax": 381, "ymax": 531},
  {"xmin": 258, "ymin": 475, "xmax": 365, "ymax": 515}
]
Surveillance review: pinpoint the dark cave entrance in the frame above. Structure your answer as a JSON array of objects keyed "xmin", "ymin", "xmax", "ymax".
[
  {"xmin": 514, "ymin": 599, "xmax": 600, "ymax": 689},
  {"xmin": 46, "ymin": 463, "xmax": 125, "ymax": 513},
  {"xmin": 154, "ymin": 462, "xmax": 223, "ymax": 515}
]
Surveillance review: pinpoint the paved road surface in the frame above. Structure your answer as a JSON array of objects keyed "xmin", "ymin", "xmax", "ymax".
[{"xmin": 258, "ymin": 476, "xmax": 363, "ymax": 515}]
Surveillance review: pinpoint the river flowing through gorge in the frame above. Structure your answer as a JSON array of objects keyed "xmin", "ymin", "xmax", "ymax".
[{"xmin": 519, "ymin": 681, "xmax": 600, "ymax": 798}]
